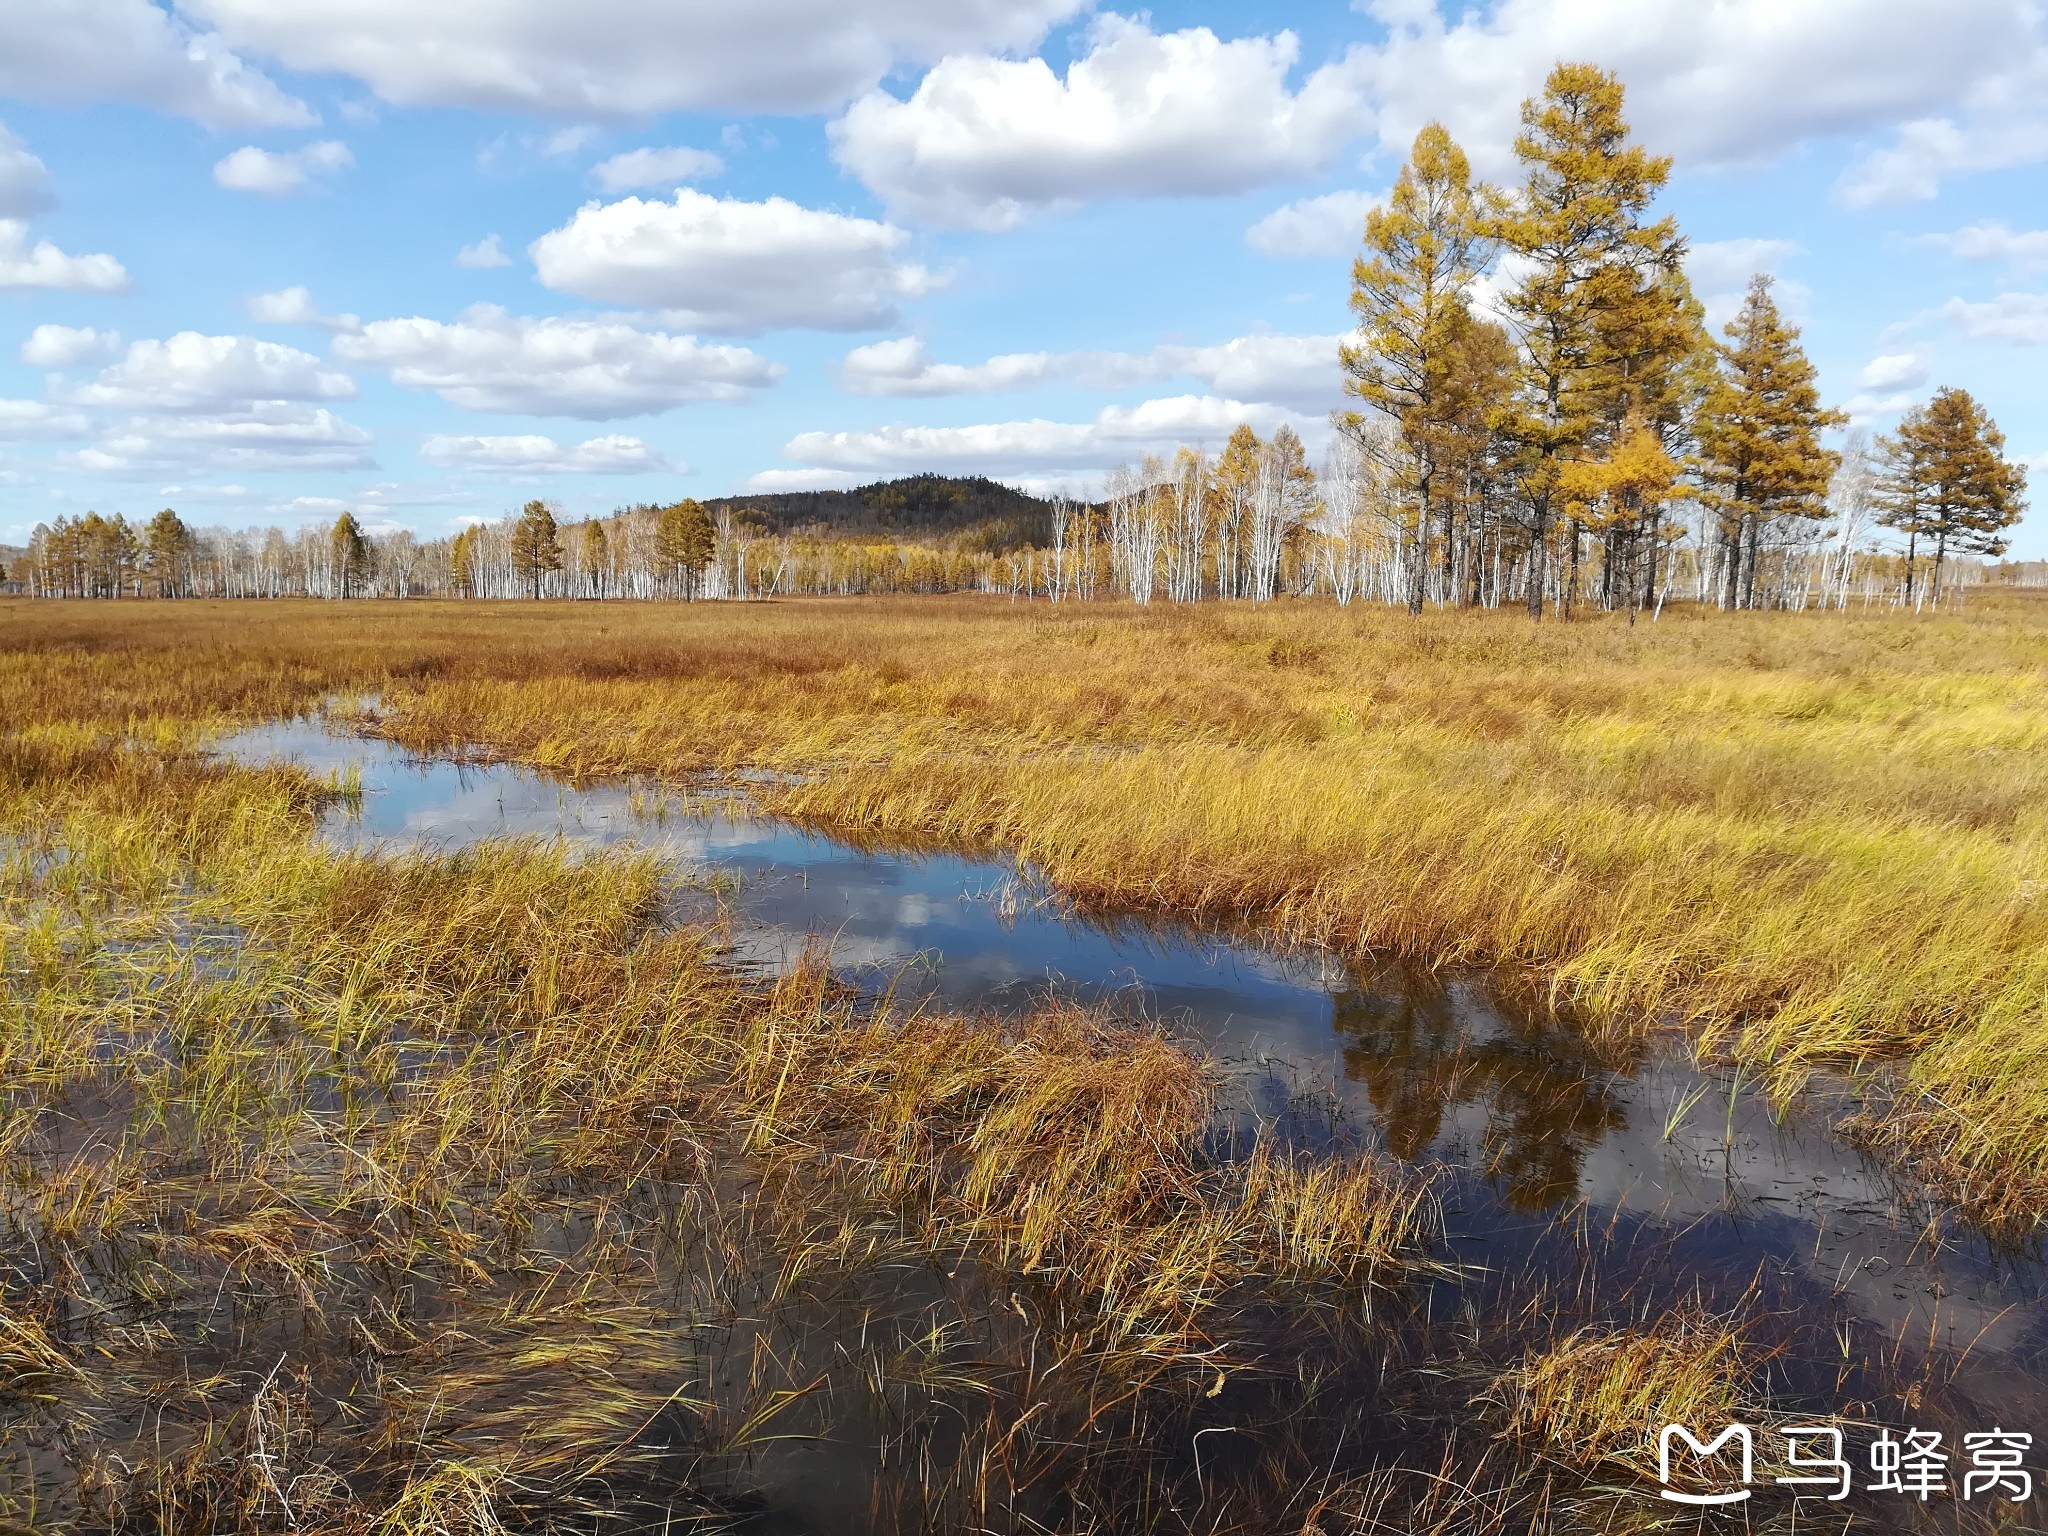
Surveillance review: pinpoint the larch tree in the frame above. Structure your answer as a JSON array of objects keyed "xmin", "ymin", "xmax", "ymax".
[
  {"xmin": 509, "ymin": 499, "xmax": 563, "ymax": 599},
  {"xmin": 1878, "ymin": 387, "xmax": 2028, "ymax": 604},
  {"xmin": 1210, "ymin": 424, "xmax": 1263, "ymax": 599},
  {"xmin": 1492, "ymin": 62, "xmax": 1695, "ymax": 617},
  {"xmin": 1340, "ymin": 122, "xmax": 1495, "ymax": 614},
  {"xmin": 329, "ymin": 512, "xmax": 370, "ymax": 599},
  {"xmin": 581, "ymin": 517, "xmax": 610, "ymax": 598},
  {"xmin": 1555, "ymin": 415, "xmax": 1682, "ymax": 616},
  {"xmin": 449, "ymin": 526, "xmax": 477, "ymax": 598},
  {"xmin": 143, "ymin": 508, "xmax": 194, "ymax": 598},
  {"xmin": 1694, "ymin": 274, "xmax": 1843, "ymax": 609},
  {"xmin": 656, "ymin": 499, "xmax": 715, "ymax": 598}
]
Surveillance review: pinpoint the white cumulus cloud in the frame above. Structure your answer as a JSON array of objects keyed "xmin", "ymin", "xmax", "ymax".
[
  {"xmin": 1246, "ymin": 190, "xmax": 1382, "ymax": 257},
  {"xmin": 1936, "ymin": 291, "xmax": 2048, "ymax": 345},
  {"xmin": 0, "ymin": 399, "xmax": 88, "ymax": 438},
  {"xmin": 246, "ymin": 285, "xmax": 362, "ymax": 332},
  {"xmin": 1346, "ymin": 0, "xmax": 2039, "ymax": 188},
  {"xmin": 20, "ymin": 324, "xmax": 122, "ymax": 367},
  {"xmin": 0, "ymin": 220, "xmax": 128, "ymax": 292},
  {"xmin": 530, "ymin": 190, "xmax": 942, "ymax": 333},
  {"xmin": 783, "ymin": 394, "xmax": 1316, "ymax": 478},
  {"xmin": 456, "ymin": 234, "xmax": 512, "ymax": 269},
  {"xmin": 334, "ymin": 304, "xmax": 784, "ymax": 418},
  {"xmin": 832, "ymin": 17, "xmax": 1368, "ymax": 230},
  {"xmin": 1685, "ymin": 237, "xmax": 1807, "ymax": 327},
  {"xmin": 591, "ymin": 145, "xmax": 724, "ymax": 192},
  {"xmin": 0, "ymin": 0, "xmax": 311, "ymax": 128},
  {"xmin": 419, "ymin": 432, "xmax": 674, "ymax": 474},
  {"xmin": 66, "ymin": 333, "xmax": 356, "ymax": 411},
  {"xmin": 840, "ymin": 332, "xmax": 1346, "ymax": 411},
  {"xmin": 68, "ymin": 403, "xmax": 376, "ymax": 475},
  {"xmin": 736, "ymin": 467, "xmax": 865, "ymax": 493},
  {"xmin": 0, "ymin": 125, "xmax": 56, "ymax": 219},
  {"xmin": 1919, "ymin": 221, "xmax": 2048, "ymax": 273},
  {"xmin": 841, "ymin": 337, "xmax": 1054, "ymax": 397},
  {"xmin": 182, "ymin": 0, "xmax": 1086, "ymax": 115},
  {"xmin": 213, "ymin": 140, "xmax": 353, "ymax": 195},
  {"xmin": 1858, "ymin": 353, "xmax": 1930, "ymax": 391}
]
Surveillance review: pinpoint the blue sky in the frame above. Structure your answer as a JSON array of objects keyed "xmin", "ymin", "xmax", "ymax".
[{"xmin": 1, "ymin": 0, "xmax": 2045, "ymax": 553}]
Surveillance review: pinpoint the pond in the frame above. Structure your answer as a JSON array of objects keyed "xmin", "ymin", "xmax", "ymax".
[{"xmin": 211, "ymin": 712, "xmax": 2048, "ymax": 1530}]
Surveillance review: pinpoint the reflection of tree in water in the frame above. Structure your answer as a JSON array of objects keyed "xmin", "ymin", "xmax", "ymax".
[{"xmin": 1330, "ymin": 966, "xmax": 1630, "ymax": 1211}]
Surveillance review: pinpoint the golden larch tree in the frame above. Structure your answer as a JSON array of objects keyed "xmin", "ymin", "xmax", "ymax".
[
  {"xmin": 1491, "ymin": 62, "xmax": 1697, "ymax": 617},
  {"xmin": 1340, "ymin": 123, "xmax": 1497, "ymax": 613},
  {"xmin": 509, "ymin": 499, "xmax": 563, "ymax": 600},
  {"xmin": 1878, "ymin": 387, "xmax": 2028, "ymax": 604},
  {"xmin": 1695, "ymin": 273, "xmax": 1844, "ymax": 609}
]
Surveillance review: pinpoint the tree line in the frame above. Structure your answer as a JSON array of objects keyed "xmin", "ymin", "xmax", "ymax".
[{"xmin": 6, "ymin": 64, "xmax": 2027, "ymax": 614}]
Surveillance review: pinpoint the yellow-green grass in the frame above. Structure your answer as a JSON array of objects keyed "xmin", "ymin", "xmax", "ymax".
[{"xmin": 9, "ymin": 592, "xmax": 2038, "ymax": 1223}]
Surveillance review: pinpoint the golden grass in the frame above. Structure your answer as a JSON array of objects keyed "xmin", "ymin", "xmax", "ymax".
[
  {"xmin": 9, "ymin": 592, "xmax": 2035, "ymax": 1221},
  {"xmin": 0, "ymin": 615, "xmax": 1454, "ymax": 1531}
]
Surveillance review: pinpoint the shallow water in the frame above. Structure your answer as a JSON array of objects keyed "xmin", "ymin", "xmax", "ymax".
[{"xmin": 212, "ymin": 714, "xmax": 2048, "ymax": 1525}]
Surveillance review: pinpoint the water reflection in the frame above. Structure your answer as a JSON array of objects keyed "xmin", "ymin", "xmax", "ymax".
[
  {"xmin": 1331, "ymin": 973, "xmax": 1630, "ymax": 1210},
  {"xmin": 208, "ymin": 713, "xmax": 2048, "ymax": 1439}
]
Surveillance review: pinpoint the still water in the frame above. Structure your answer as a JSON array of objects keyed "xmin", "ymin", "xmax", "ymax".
[{"xmin": 213, "ymin": 713, "xmax": 2048, "ymax": 1524}]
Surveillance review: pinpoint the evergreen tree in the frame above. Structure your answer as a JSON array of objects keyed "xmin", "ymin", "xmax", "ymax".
[
  {"xmin": 656, "ymin": 499, "xmax": 716, "ymax": 598},
  {"xmin": 330, "ymin": 512, "xmax": 370, "ymax": 599},
  {"xmin": 509, "ymin": 499, "xmax": 563, "ymax": 599},
  {"xmin": 1341, "ymin": 122, "xmax": 1497, "ymax": 613},
  {"xmin": 1878, "ymin": 387, "xmax": 2028, "ymax": 603},
  {"xmin": 1695, "ymin": 274, "xmax": 1844, "ymax": 609},
  {"xmin": 1492, "ymin": 62, "xmax": 1696, "ymax": 617}
]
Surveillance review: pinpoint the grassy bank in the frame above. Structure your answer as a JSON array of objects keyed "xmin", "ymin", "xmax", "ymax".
[{"xmin": 12, "ymin": 593, "xmax": 2032, "ymax": 1223}]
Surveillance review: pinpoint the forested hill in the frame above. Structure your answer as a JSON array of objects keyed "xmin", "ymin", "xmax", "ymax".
[{"xmin": 707, "ymin": 474, "xmax": 1054, "ymax": 552}]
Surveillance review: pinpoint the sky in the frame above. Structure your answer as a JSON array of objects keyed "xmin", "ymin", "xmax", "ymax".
[{"xmin": 0, "ymin": 0, "xmax": 2045, "ymax": 554}]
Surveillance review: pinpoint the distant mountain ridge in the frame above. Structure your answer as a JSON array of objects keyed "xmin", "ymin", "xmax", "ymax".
[{"xmin": 706, "ymin": 474, "xmax": 1054, "ymax": 553}]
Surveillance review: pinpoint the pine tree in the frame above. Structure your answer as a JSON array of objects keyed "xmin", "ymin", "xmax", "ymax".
[
  {"xmin": 1341, "ymin": 123, "xmax": 1496, "ymax": 614},
  {"xmin": 1878, "ymin": 387, "xmax": 2028, "ymax": 604},
  {"xmin": 1492, "ymin": 62, "xmax": 1696, "ymax": 617},
  {"xmin": 330, "ymin": 512, "xmax": 370, "ymax": 599},
  {"xmin": 1695, "ymin": 274, "xmax": 1844, "ymax": 609},
  {"xmin": 509, "ymin": 500, "xmax": 563, "ymax": 600},
  {"xmin": 656, "ymin": 500, "xmax": 715, "ymax": 598}
]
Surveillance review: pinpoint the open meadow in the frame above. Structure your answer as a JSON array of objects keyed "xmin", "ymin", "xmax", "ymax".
[{"xmin": 5, "ymin": 592, "xmax": 2048, "ymax": 1534}]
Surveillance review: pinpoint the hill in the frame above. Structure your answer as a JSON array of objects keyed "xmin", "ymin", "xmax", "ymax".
[{"xmin": 707, "ymin": 474, "xmax": 1054, "ymax": 553}]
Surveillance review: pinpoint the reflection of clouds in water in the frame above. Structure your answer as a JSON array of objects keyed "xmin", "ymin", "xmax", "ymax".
[{"xmin": 210, "ymin": 717, "xmax": 2048, "ymax": 1390}]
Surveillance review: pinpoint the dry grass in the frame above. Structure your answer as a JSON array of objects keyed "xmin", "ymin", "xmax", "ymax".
[
  {"xmin": 4, "ymin": 590, "xmax": 2042, "ymax": 1532},
  {"xmin": 9, "ymin": 592, "xmax": 2038, "ymax": 1221},
  {"xmin": 0, "ymin": 604, "xmax": 1457, "ymax": 1532}
]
